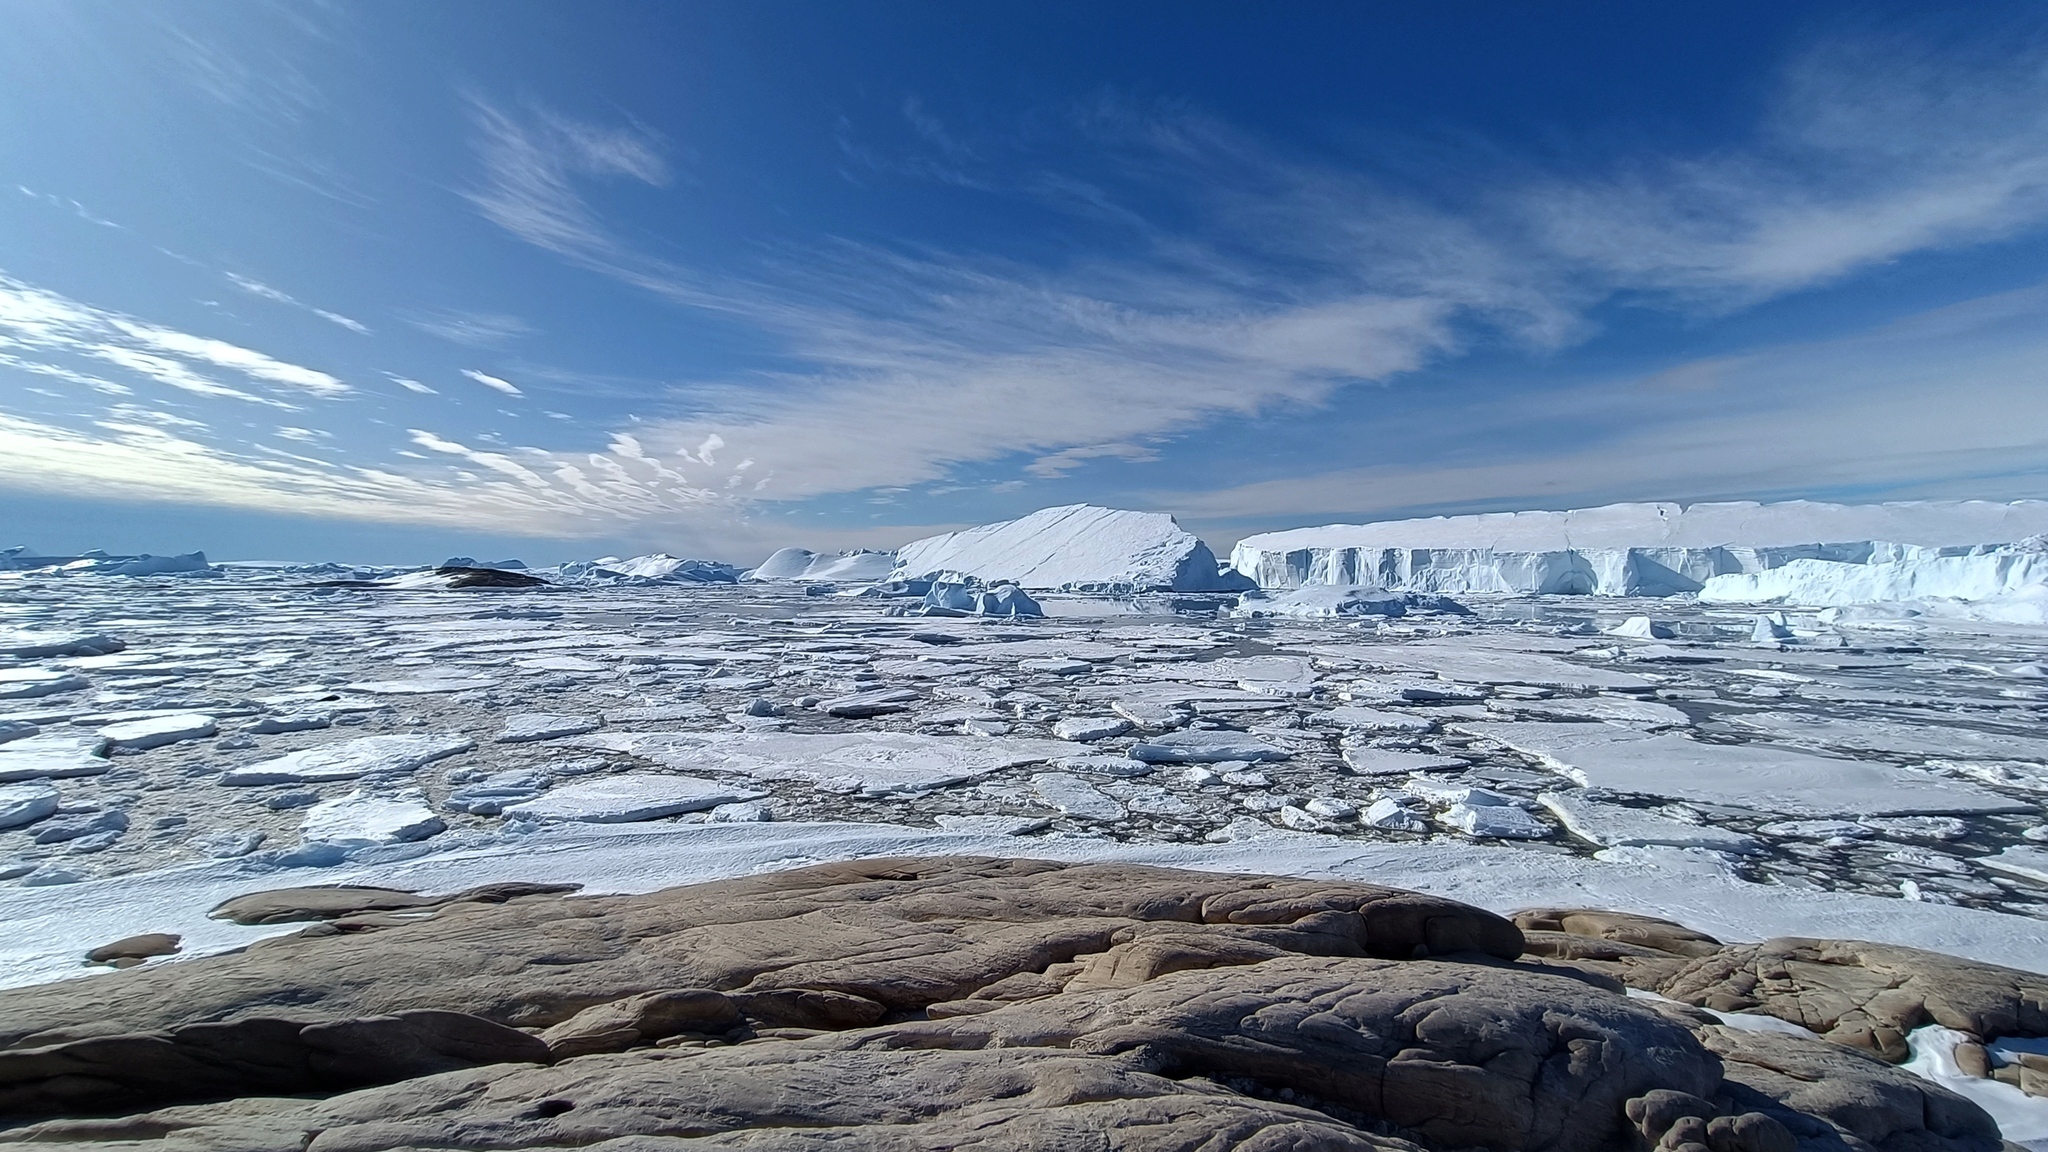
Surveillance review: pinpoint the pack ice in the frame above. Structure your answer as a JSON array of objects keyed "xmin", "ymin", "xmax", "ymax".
[
  {"xmin": 1231, "ymin": 499, "xmax": 2048, "ymax": 599},
  {"xmin": 891, "ymin": 504, "xmax": 1253, "ymax": 592}
]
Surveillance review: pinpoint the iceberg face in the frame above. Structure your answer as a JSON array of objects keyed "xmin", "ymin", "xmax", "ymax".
[
  {"xmin": 891, "ymin": 504, "xmax": 1253, "ymax": 592},
  {"xmin": 1701, "ymin": 540, "xmax": 2048, "ymax": 615},
  {"xmin": 744, "ymin": 548, "xmax": 896, "ymax": 583},
  {"xmin": 1230, "ymin": 499, "xmax": 2048, "ymax": 597}
]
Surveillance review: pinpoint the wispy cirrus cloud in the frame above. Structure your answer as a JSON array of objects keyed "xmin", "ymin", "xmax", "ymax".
[
  {"xmin": 226, "ymin": 272, "xmax": 369, "ymax": 333},
  {"xmin": 444, "ymin": 31, "xmax": 2048, "ymax": 534},
  {"xmin": 403, "ymin": 309, "xmax": 532, "ymax": 346},
  {"xmin": 0, "ymin": 274, "xmax": 347, "ymax": 407}
]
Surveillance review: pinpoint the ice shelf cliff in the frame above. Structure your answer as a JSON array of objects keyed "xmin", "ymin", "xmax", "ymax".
[
  {"xmin": 1230, "ymin": 500, "xmax": 2048, "ymax": 597},
  {"xmin": 892, "ymin": 504, "xmax": 1252, "ymax": 592}
]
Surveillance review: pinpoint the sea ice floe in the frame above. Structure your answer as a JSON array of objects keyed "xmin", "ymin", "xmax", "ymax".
[
  {"xmin": 0, "ymin": 669, "xmax": 87, "ymax": 700},
  {"xmin": 0, "ymin": 632, "xmax": 123, "ymax": 659},
  {"xmin": 1361, "ymin": 796, "xmax": 1428, "ymax": 831},
  {"xmin": 1725, "ymin": 713, "xmax": 2048, "ymax": 762},
  {"xmin": 1126, "ymin": 730, "xmax": 1290, "ymax": 764},
  {"xmin": 0, "ymin": 733, "xmax": 111, "ymax": 782},
  {"xmin": 1053, "ymin": 754, "xmax": 1151, "ymax": 777},
  {"xmin": 818, "ymin": 688, "xmax": 920, "ymax": 718},
  {"xmin": 1339, "ymin": 746, "xmax": 1469, "ymax": 776},
  {"xmin": 0, "ymin": 784, "xmax": 58, "ymax": 830},
  {"xmin": 496, "ymin": 713, "xmax": 602, "ymax": 743},
  {"xmin": 932, "ymin": 814, "xmax": 1052, "ymax": 836},
  {"xmin": 300, "ymin": 791, "xmax": 446, "ymax": 848},
  {"xmin": 1457, "ymin": 721, "xmax": 2030, "ymax": 818},
  {"xmin": 1030, "ymin": 773, "xmax": 1126, "ymax": 821},
  {"xmin": 1537, "ymin": 790, "xmax": 1757, "ymax": 852},
  {"xmin": 502, "ymin": 774, "xmax": 768, "ymax": 823},
  {"xmin": 1981, "ymin": 846, "xmax": 2048, "ymax": 887},
  {"xmin": 1051, "ymin": 716, "xmax": 1131, "ymax": 741},
  {"xmin": 1366, "ymin": 643, "xmax": 1655, "ymax": 692},
  {"xmin": 343, "ymin": 677, "xmax": 497, "ymax": 695},
  {"xmin": 246, "ymin": 713, "xmax": 331, "ymax": 735},
  {"xmin": 1444, "ymin": 802, "xmax": 1551, "ymax": 839},
  {"xmin": 574, "ymin": 731, "xmax": 1085, "ymax": 797},
  {"xmin": 219, "ymin": 734, "xmax": 476, "ymax": 786},
  {"xmin": 1485, "ymin": 695, "xmax": 1692, "ymax": 729},
  {"xmin": 99, "ymin": 712, "xmax": 216, "ymax": 750},
  {"xmin": 1310, "ymin": 706, "xmax": 1436, "ymax": 733}
]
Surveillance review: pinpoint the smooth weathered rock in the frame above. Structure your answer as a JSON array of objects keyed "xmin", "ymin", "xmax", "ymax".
[
  {"xmin": 1656, "ymin": 937, "xmax": 2048, "ymax": 1064},
  {"xmin": 0, "ymin": 859, "xmax": 2014, "ymax": 1152},
  {"xmin": 84, "ymin": 933, "xmax": 181, "ymax": 966},
  {"xmin": 1703, "ymin": 1024, "xmax": 2003, "ymax": 1151},
  {"xmin": 207, "ymin": 881, "xmax": 581, "ymax": 925}
]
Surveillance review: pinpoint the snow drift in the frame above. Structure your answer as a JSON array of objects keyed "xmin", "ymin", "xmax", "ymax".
[
  {"xmin": 892, "ymin": 505, "xmax": 1252, "ymax": 592},
  {"xmin": 1230, "ymin": 500, "xmax": 2048, "ymax": 597}
]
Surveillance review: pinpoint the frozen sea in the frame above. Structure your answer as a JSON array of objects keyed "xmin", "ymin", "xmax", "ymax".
[{"xmin": 4, "ymin": 568, "xmax": 2048, "ymax": 991}]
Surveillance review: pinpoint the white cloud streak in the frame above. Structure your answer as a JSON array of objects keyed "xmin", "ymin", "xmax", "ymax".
[
  {"xmin": 461, "ymin": 369, "xmax": 523, "ymax": 396},
  {"xmin": 225, "ymin": 273, "xmax": 370, "ymax": 334},
  {"xmin": 0, "ymin": 274, "xmax": 347, "ymax": 404}
]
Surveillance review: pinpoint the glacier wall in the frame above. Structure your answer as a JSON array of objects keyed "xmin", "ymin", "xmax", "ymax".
[{"xmin": 1229, "ymin": 500, "xmax": 2048, "ymax": 597}]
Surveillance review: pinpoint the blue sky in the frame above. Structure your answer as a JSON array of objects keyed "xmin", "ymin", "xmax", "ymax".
[{"xmin": 5, "ymin": 2, "xmax": 2048, "ymax": 564}]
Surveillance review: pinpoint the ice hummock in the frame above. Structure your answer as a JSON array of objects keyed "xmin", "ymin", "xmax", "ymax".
[
  {"xmin": 1230, "ymin": 499, "xmax": 2048, "ymax": 599},
  {"xmin": 891, "ymin": 504, "xmax": 1254, "ymax": 592}
]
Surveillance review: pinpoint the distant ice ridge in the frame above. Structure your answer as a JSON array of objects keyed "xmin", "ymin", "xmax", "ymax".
[
  {"xmin": 1231, "ymin": 500, "xmax": 2048, "ymax": 597},
  {"xmin": 745, "ymin": 548, "xmax": 896, "ymax": 583},
  {"xmin": 1702, "ymin": 537, "xmax": 2048, "ymax": 621},
  {"xmin": 0, "ymin": 548, "xmax": 213, "ymax": 577},
  {"xmin": 892, "ymin": 504, "xmax": 1254, "ymax": 592},
  {"xmin": 552, "ymin": 554, "xmax": 739, "ymax": 586}
]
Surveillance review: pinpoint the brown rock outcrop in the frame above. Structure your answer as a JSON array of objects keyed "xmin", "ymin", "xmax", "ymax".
[{"xmin": 0, "ymin": 859, "xmax": 2019, "ymax": 1151}]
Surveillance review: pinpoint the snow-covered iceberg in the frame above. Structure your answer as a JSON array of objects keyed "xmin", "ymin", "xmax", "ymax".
[
  {"xmin": 1230, "ymin": 500, "xmax": 2048, "ymax": 597},
  {"xmin": 553, "ymin": 554, "xmax": 739, "ymax": 586},
  {"xmin": 744, "ymin": 548, "xmax": 896, "ymax": 583},
  {"xmin": 891, "ymin": 504, "xmax": 1253, "ymax": 592}
]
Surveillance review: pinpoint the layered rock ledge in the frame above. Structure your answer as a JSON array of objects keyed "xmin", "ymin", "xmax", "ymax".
[{"xmin": 0, "ymin": 858, "xmax": 2037, "ymax": 1151}]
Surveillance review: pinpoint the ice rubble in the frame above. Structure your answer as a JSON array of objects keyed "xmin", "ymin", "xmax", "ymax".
[
  {"xmin": 745, "ymin": 548, "xmax": 896, "ymax": 582},
  {"xmin": 891, "ymin": 504, "xmax": 1253, "ymax": 592},
  {"xmin": 1231, "ymin": 498, "xmax": 2048, "ymax": 597}
]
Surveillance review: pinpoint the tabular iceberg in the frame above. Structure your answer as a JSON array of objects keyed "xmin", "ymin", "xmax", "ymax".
[
  {"xmin": 892, "ymin": 504, "xmax": 1253, "ymax": 592},
  {"xmin": 1230, "ymin": 499, "xmax": 2048, "ymax": 597}
]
